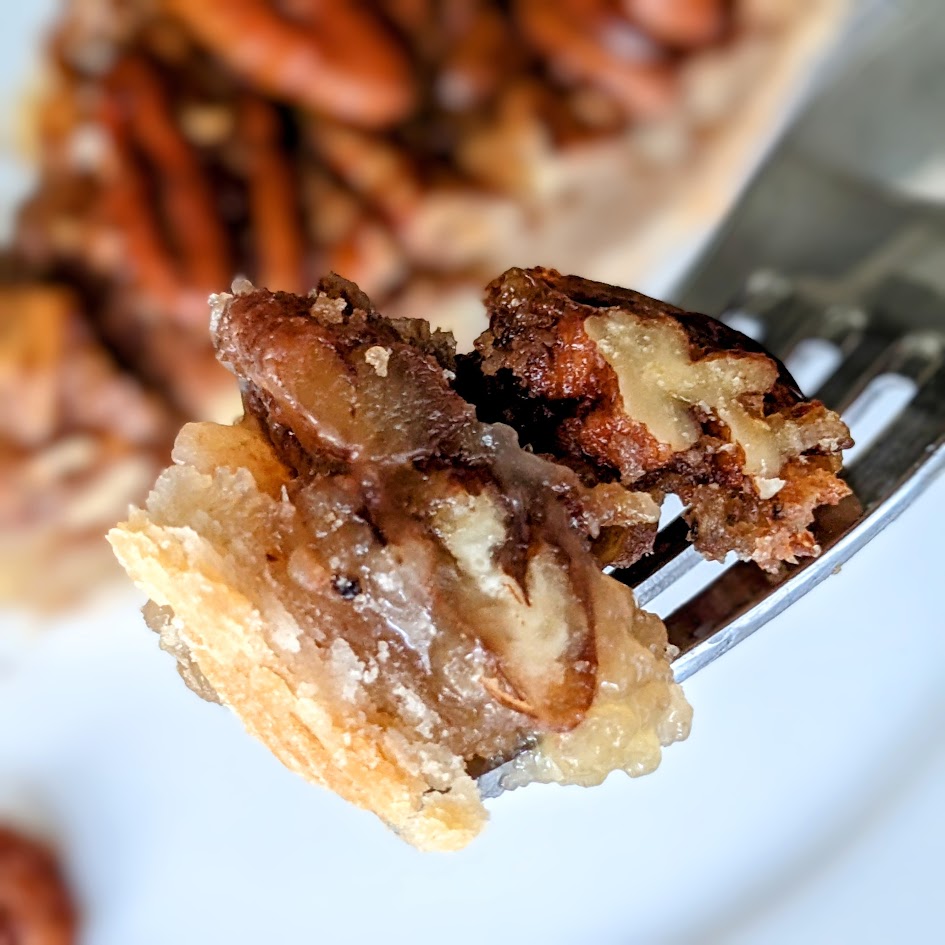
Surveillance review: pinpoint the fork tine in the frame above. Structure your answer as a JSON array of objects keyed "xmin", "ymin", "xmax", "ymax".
[
  {"xmin": 609, "ymin": 517, "xmax": 697, "ymax": 606},
  {"xmin": 734, "ymin": 278, "xmax": 867, "ymax": 357},
  {"xmin": 843, "ymin": 341, "xmax": 945, "ymax": 497},
  {"xmin": 813, "ymin": 329, "xmax": 890, "ymax": 410},
  {"xmin": 882, "ymin": 332, "xmax": 945, "ymax": 386},
  {"xmin": 751, "ymin": 298, "xmax": 818, "ymax": 360}
]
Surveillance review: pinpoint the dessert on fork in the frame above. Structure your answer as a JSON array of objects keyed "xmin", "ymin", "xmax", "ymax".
[{"xmin": 109, "ymin": 268, "xmax": 850, "ymax": 849}]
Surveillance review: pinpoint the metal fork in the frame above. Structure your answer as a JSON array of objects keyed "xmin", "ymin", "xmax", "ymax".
[
  {"xmin": 478, "ymin": 238, "xmax": 945, "ymax": 799},
  {"xmin": 622, "ymin": 235, "xmax": 945, "ymax": 684},
  {"xmin": 651, "ymin": 0, "xmax": 945, "ymax": 682},
  {"xmin": 479, "ymin": 0, "xmax": 945, "ymax": 795}
]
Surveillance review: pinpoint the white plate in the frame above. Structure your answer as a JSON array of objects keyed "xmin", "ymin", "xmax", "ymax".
[{"xmin": 3, "ymin": 7, "xmax": 945, "ymax": 944}]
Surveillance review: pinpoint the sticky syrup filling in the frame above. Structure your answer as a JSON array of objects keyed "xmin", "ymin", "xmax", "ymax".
[{"xmin": 147, "ymin": 276, "xmax": 689, "ymax": 787}]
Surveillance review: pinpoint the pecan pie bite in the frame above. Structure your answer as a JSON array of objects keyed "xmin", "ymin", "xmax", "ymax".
[
  {"xmin": 108, "ymin": 275, "xmax": 690, "ymax": 851},
  {"xmin": 462, "ymin": 267, "xmax": 853, "ymax": 569}
]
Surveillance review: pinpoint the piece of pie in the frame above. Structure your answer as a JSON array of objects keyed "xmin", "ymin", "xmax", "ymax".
[
  {"xmin": 108, "ymin": 269, "xmax": 850, "ymax": 849},
  {"xmin": 461, "ymin": 267, "xmax": 852, "ymax": 568},
  {"xmin": 108, "ymin": 274, "xmax": 693, "ymax": 850}
]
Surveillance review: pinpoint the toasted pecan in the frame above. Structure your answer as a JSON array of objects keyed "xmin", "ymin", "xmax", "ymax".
[{"xmin": 461, "ymin": 267, "xmax": 853, "ymax": 569}]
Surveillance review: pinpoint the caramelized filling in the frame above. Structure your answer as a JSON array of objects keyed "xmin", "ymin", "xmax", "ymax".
[
  {"xmin": 110, "ymin": 273, "xmax": 689, "ymax": 850},
  {"xmin": 200, "ymin": 276, "xmax": 681, "ymax": 773}
]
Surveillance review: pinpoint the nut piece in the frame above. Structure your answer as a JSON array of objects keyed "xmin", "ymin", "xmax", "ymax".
[
  {"xmin": 109, "ymin": 275, "xmax": 690, "ymax": 850},
  {"xmin": 0, "ymin": 826, "xmax": 77, "ymax": 945},
  {"xmin": 463, "ymin": 267, "xmax": 853, "ymax": 569}
]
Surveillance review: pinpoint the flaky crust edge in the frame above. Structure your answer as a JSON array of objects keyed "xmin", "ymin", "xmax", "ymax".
[{"xmin": 108, "ymin": 501, "xmax": 487, "ymax": 853}]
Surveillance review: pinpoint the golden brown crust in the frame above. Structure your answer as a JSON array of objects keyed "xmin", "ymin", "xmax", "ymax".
[
  {"xmin": 462, "ymin": 267, "xmax": 853, "ymax": 569},
  {"xmin": 0, "ymin": 826, "xmax": 77, "ymax": 945},
  {"xmin": 110, "ymin": 492, "xmax": 487, "ymax": 852}
]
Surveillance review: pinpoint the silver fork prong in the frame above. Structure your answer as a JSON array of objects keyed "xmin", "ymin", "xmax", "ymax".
[
  {"xmin": 813, "ymin": 329, "xmax": 890, "ymax": 410},
  {"xmin": 752, "ymin": 298, "xmax": 819, "ymax": 361},
  {"xmin": 883, "ymin": 332, "xmax": 945, "ymax": 387},
  {"xmin": 841, "ymin": 343, "xmax": 945, "ymax": 498},
  {"xmin": 609, "ymin": 518, "xmax": 697, "ymax": 607},
  {"xmin": 633, "ymin": 545, "xmax": 702, "ymax": 609}
]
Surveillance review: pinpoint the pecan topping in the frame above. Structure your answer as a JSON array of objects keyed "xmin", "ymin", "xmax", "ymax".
[
  {"xmin": 0, "ymin": 827, "xmax": 77, "ymax": 945},
  {"xmin": 462, "ymin": 267, "xmax": 853, "ymax": 569}
]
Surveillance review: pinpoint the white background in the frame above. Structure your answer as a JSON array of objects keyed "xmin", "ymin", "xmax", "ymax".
[{"xmin": 3, "ymin": 4, "xmax": 945, "ymax": 943}]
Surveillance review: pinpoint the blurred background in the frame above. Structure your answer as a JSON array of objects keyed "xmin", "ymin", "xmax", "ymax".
[{"xmin": 2, "ymin": 1, "xmax": 944, "ymax": 943}]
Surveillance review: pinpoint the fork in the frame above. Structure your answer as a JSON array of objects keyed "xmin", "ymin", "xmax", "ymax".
[
  {"xmin": 479, "ymin": 0, "xmax": 945, "ymax": 795},
  {"xmin": 479, "ymin": 238, "xmax": 945, "ymax": 798},
  {"xmin": 651, "ymin": 0, "xmax": 945, "ymax": 682},
  {"xmin": 622, "ymin": 235, "xmax": 945, "ymax": 684}
]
